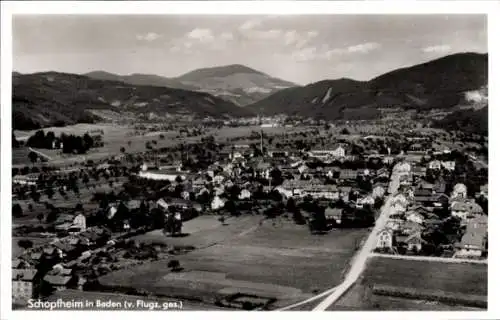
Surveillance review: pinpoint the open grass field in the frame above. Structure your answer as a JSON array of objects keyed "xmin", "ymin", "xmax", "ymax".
[
  {"xmin": 363, "ymin": 256, "xmax": 487, "ymax": 296},
  {"xmin": 329, "ymin": 281, "xmax": 483, "ymax": 311},
  {"xmin": 326, "ymin": 255, "xmax": 488, "ymax": 310},
  {"xmin": 329, "ymin": 255, "xmax": 488, "ymax": 311},
  {"xmin": 104, "ymin": 216, "xmax": 369, "ymax": 309}
]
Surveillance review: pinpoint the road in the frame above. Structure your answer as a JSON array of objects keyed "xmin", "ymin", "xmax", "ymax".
[
  {"xmin": 369, "ymin": 252, "xmax": 487, "ymax": 264},
  {"xmin": 276, "ymin": 169, "xmax": 402, "ymax": 311},
  {"xmin": 311, "ymin": 170, "xmax": 401, "ymax": 311},
  {"xmin": 29, "ymin": 147, "xmax": 53, "ymax": 161}
]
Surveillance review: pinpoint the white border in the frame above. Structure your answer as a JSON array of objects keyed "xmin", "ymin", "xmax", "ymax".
[{"xmin": 1, "ymin": 1, "xmax": 499, "ymax": 320}]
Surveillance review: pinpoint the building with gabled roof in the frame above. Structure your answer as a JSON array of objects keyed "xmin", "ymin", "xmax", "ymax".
[{"xmin": 12, "ymin": 268, "xmax": 38, "ymax": 303}]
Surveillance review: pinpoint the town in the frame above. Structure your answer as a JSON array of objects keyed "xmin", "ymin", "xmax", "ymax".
[
  {"xmin": 11, "ymin": 118, "xmax": 488, "ymax": 310},
  {"xmin": 8, "ymin": 12, "xmax": 489, "ymax": 313}
]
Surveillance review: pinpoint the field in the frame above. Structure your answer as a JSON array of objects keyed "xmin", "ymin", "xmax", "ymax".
[
  {"xmin": 363, "ymin": 256, "xmax": 487, "ymax": 296},
  {"xmin": 100, "ymin": 216, "xmax": 369, "ymax": 309},
  {"xmin": 330, "ymin": 256, "xmax": 487, "ymax": 310},
  {"xmin": 13, "ymin": 124, "xmax": 314, "ymax": 166}
]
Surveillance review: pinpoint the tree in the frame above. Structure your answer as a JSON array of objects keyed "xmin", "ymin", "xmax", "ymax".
[
  {"xmin": 309, "ymin": 209, "xmax": 328, "ymax": 234},
  {"xmin": 120, "ymin": 147, "xmax": 126, "ymax": 153},
  {"xmin": 340, "ymin": 128, "xmax": 350, "ymax": 135},
  {"xmin": 12, "ymin": 204, "xmax": 23, "ymax": 218},
  {"xmin": 37, "ymin": 213, "xmax": 44, "ymax": 223},
  {"xmin": 293, "ymin": 210, "xmax": 306, "ymax": 225},
  {"xmin": 17, "ymin": 239, "xmax": 34, "ymax": 250},
  {"xmin": 167, "ymin": 260, "xmax": 181, "ymax": 272},
  {"xmin": 45, "ymin": 187, "xmax": 55, "ymax": 200},
  {"xmin": 218, "ymin": 215, "xmax": 226, "ymax": 225},
  {"xmin": 28, "ymin": 151, "xmax": 38, "ymax": 164}
]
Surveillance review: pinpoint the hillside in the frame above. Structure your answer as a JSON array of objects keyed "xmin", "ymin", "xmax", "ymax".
[
  {"xmin": 432, "ymin": 106, "xmax": 488, "ymax": 135},
  {"xmin": 12, "ymin": 72, "xmax": 253, "ymax": 130},
  {"xmin": 248, "ymin": 52, "xmax": 488, "ymax": 120},
  {"xmin": 85, "ymin": 64, "xmax": 297, "ymax": 106},
  {"xmin": 84, "ymin": 71, "xmax": 196, "ymax": 91}
]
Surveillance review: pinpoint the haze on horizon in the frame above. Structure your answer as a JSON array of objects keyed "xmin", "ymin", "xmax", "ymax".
[{"xmin": 13, "ymin": 14, "xmax": 487, "ymax": 85}]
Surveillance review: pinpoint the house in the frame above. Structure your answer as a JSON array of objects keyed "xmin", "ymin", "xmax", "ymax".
[
  {"xmin": 412, "ymin": 165, "xmax": 427, "ymax": 178},
  {"xmin": 156, "ymin": 198, "xmax": 170, "ymax": 211},
  {"xmin": 308, "ymin": 145, "xmax": 346, "ymax": 160},
  {"xmin": 408, "ymin": 143, "xmax": 425, "ymax": 154},
  {"xmin": 107, "ymin": 205, "xmax": 118, "ymax": 219},
  {"xmin": 325, "ymin": 207, "xmax": 343, "ymax": 225},
  {"xmin": 267, "ymin": 149, "xmax": 290, "ymax": 158},
  {"xmin": 392, "ymin": 193, "xmax": 408, "ymax": 207},
  {"xmin": 298, "ymin": 164, "xmax": 309, "ymax": 175},
  {"xmin": 13, "ymin": 174, "xmax": 39, "ymax": 186},
  {"xmin": 12, "ymin": 269, "xmax": 38, "ymax": 303},
  {"xmin": 238, "ymin": 189, "xmax": 251, "ymax": 200},
  {"xmin": 405, "ymin": 211, "xmax": 425, "ymax": 225},
  {"xmin": 192, "ymin": 177, "xmax": 206, "ymax": 189},
  {"xmin": 214, "ymin": 186, "xmax": 225, "ymax": 196},
  {"xmin": 213, "ymin": 174, "xmax": 227, "ymax": 185},
  {"xmin": 275, "ymin": 186, "xmax": 294, "ymax": 199},
  {"xmin": 451, "ymin": 183, "xmax": 467, "ymax": 199},
  {"xmin": 393, "ymin": 161, "xmax": 411, "ymax": 173},
  {"xmin": 376, "ymin": 228, "xmax": 394, "ymax": 249},
  {"xmin": 450, "ymin": 201, "xmax": 471, "ymax": 220},
  {"xmin": 383, "ymin": 156, "xmax": 394, "ymax": 165},
  {"xmin": 137, "ymin": 170, "xmax": 187, "ymax": 182},
  {"xmin": 441, "ymin": 161, "xmax": 456, "ymax": 171},
  {"xmin": 387, "ymin": 214, "xmax": 405, "ymax": 231},
  {"xmin": 400, "ymin": 221, "xmax": 424, "ymax": 236},
  {"xmin": 339, "ymin": 169, "xmax": 359, "ymax": 181},
  {"xmin": 338, "ymin": 186, "xmax": 353, "ymax": 198},
  {"xmin": 432, "ymin": 193, "xmax": 449, "ymax": 208},
  {"xmin": 409, "ymin": 205, "xmax": 433, "ymax": 218},
  {"xmin": 376, "ymin": 168, "xmax": 390, "ymax": 179},
  {"xmin": 72, "ymin": 213, "xmax": 86, "ymax": 233},
  {"xmin": 454, "ymin": 215, "xmax": 487, "ymax": 258},
  {"xmin": 302, "ymin": 184, "xmax": 339, "ymax": 200},
  {"xmin": 372, "ymin": 185, "xmax": 385, "ymax": 199},
  {"xmin": 476, "ymin": 184, "xmax": 488, "ymax": 199},
  {"xmin": 211, "ymin": 196, "xmax": 226, "ymax": 211},
  {"xmin": 356, "ymin": 195, "xmax": 375, "ymax": 208},
  {"xmin": 43, "ymin": 273, "xmax": 74, "ymax": 291},
  {"xmin": 397, "ymin": 232, "xmax": 427, "ymax": 252},
  {"xmin": 433, "ymin": 181, "xmax": 447, "ymax": 194},
  {"xmin": 428, "ymin": 160, "xmax": 442, "ymax": 170},
  {"xmin": 12, "ymin": 259, "xmax": 31, "ymax": 269},
  {"xmin": 181, "ymin": 191, "xmax": 191, "ymax": 201},
  {"xmin": 125, "ymin": 200, "xmax": 141, "ymax": 211}
]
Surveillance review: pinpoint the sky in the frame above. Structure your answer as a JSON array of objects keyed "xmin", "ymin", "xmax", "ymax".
[{"xmin": 13, "ymin": 14, "xmax": 487, "ymax": 85}]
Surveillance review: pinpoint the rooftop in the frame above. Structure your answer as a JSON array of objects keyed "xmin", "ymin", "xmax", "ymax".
[{"xmin": 12, "ymin": 269, "xmax": 37, "ymax": 281}]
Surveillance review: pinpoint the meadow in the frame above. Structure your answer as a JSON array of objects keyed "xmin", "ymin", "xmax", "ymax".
[
  {"xmin": 101, "ymin": 216, "xmax": 369, "ymax": 309},
  {"xmin": 329, "ymin": 256, "xmax": 488, "ymax": 310}
]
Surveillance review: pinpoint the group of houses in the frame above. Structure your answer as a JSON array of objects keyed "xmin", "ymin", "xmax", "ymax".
[{"xmin": 376, "ymin": 160, "xmax": 487, "ymax": 258}]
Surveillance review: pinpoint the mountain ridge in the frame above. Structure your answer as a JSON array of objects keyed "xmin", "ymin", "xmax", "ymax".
[
  {"xmin": 84, "ymin": 64, "xmax": 297, "ymax": 106},
  {"xmin": 12, "ymin": 71, "xmax": 254, "ymax": 130},
  {"xmin": 248, "ymin": 52, "xmax": 488, "ymax": 120}
]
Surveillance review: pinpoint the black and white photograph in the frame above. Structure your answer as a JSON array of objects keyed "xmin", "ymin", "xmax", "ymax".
[{"xmin": 1, "ymin": 1, "xmax": 497, "ymax": 318}]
